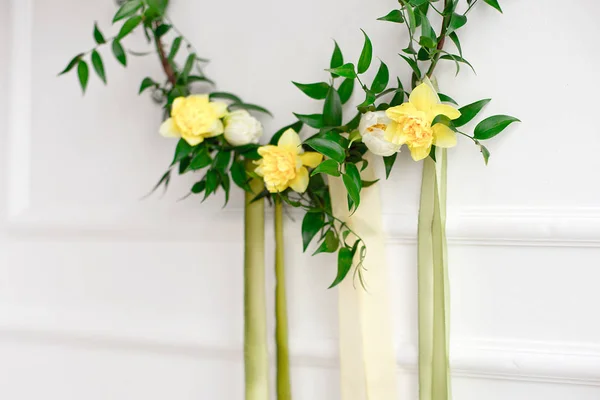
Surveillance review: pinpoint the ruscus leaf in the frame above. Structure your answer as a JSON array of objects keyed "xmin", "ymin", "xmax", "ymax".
[
  {"xmin": 377, "ymin": 10, "xmax": 404, "ymax": 23},
  {"xmin": 117, "ymin": 15, "xmax": 142, "ymax": 39},
  {"xmin": 329, "ymin": 247, "xmax": 353, "ymax": 288},
  {"xmin": 357, "ymin": 30, "xmax": 373, "ymax": 74},
  {"xmin": 474, "ymin": 115, "xmax": 520, "ymax": 140},
  {"xmin": 93, "ymin": 23, "xmax": 106, "ymax": 44},
  {"xmin": 112, "ymin": 40, "xmax": 127, "ymax": 66},
  {"xmin": 302, "ymin": 212, "xmax": 325, "ymax": 251},
  {"xmin": 454, "ymin": 99, "xmax": 491, "ymax": 127},
  {"xmin": 483, "ymin": 0, "xmax": 503, "ymax": 13},
  {"xmin": 293, "ymin": 82, "xmax": 330, "ymax": 100},
  {"xmin": 370, "ymin": 61, "xmax": 390, "ymax": 94},
  {"xmin": 327, "ymin": 63, "xmax": 357, "ymax": 79},
  {"xmin": 338, "ymin": 78, "xmax": 355, "ymax": 104},
  {"xmin": 113, "ymin": 0, "xmax": 142, "ymax": 23},
  {"xmin": 323, "ymin": 86, "xmax": 343, "ymax": 127},
  {"xmin": 91, "ymin": 50, "xmax": 106, "ymax": 84},
  {"xmin": 77, "ymin": 60, "xmax": 89, "ymax": 93},
  {"xmin": 304, "ymin": 138, "xmax": 346, "ymax": 163}
]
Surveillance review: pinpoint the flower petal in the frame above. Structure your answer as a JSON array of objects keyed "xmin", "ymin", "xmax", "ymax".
[
  {"xmin": 278, "ymin": 128, "xmax": 301, "ymax": 152},
  {"xmin": 432, "ymin": 124, "xmax": 457, "ymax": 148},
  {"xmin": 257, "ymin": 145, "xmax": 276, "ymax": 157},
  {"xmin": 408, "ymin": 144, "xmax": 432, "ymax": 161},
  {"xmin": 159, "ymin": 118, "xmax": 181, "ymax": 138},
  {"xmin": 289, "ymin": 166, "xmax": 309, "ymax": 193},
  {"xmin": 385, "ymin": 102, "xmax": 417, "ymax": 122},
  {"xmin": 409, "ymin": 82, "xmax": 439, "ymax": 112},
  {"xmin": 171, "ymin": 97, "xmax": 185, "ymax": 115},
  {"xmin": 189, "ymin": 94, "xmax": 209, "ymax": 103},
  {"xmin": 384, "ymin": 121, "xmax": 411, "ymax": 146},
  {"xmin": 363, "ymin": 131, "xmax": 401, "ymax": 157},
  {"xmin": 430, "ymin": 104, "xmax": 461, "ymax": 121},
  {"xmin": 211, "ymin": 101, "xmax": 229, "ymax": 119},
  {"xmin": 181, "ymin": 133, "xmax": 204, "ymax": 146},
  {"xmin": 300, "ymin": 152, "xmax": 323, "ymax": 168},
  {"xmin": 205, "ymin": 119, "xmax": 224, "ymax": 137}
]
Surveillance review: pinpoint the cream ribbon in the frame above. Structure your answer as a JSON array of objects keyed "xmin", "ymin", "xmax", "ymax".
[{"xmin": 329, "ymin": 153, "xmax": 398, "ymax": 400}]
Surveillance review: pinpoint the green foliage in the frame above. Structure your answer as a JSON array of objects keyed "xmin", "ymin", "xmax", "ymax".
[
  {"xmin": 330, "ymin": 41, "xmax": 344, "ymax": 77},
  {"xmin": 370, "ymin": 61, "xmax": 389, "ymax": 94},
  {"xmin": 483, "ymin": 0, "xmax": 503, "ymax": 13},
  {"xmin": 377, "ymin": 10, "xmax": 404, "ymax": 23},
  {"xmin": 323, "ymin": 86, "xmax": 343, "ymax": 126},
  {"xmin": 112, "ymin": 40, "xmax": 127, "ymax": 66},
  {"xmin": 474, "ymin": 115, "xmax": 520, "ymax": 140},
  {"xmin": 328, "ymin": 63, "xmax": 357, "ymax": 79},
  {"xmin": 293, "ymin": 82, "xmax": 330, "ymax": 100},
  {"xmin": 304, "ymin": 138, "xmax": 346, "ymax": 163},
  {"xmin": 311, "ymin": 159, "xmax": 340, "ymax": 177},
  {"xmin": 93, "ymin": 23, "xmax": 106, "ymax": 44},
  {"xmin": 113, "ymin": 1, "xmax": 142, "ymax": 23},
  {"xmin": 77, "ymin": 61, "xmax": 89, "ymax": 93},
  {"xmin": 357, "ymin": 30, "xmax": 373, "ymax": 74},
  {"xmin": 91, "ymin": 50, "xmax": 106, "ymax": 84},
  {"xmin": 383, "ymin": 153, "xmax": 397, "ymax": 179},
  {"xmin": 454, "ymin": 99, "xmax": 491, "ymax": 127}
]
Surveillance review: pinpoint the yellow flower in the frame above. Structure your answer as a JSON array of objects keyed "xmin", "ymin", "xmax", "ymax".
[
  {"xmin": 255, "ymin": 129, "xmax": 323, "ymax": 193},
  {"xmin": 160, "ymin": 94, "xmax": 228, "ymax": 146},
  {"xmin": 385, "ymin": 81, "xmax": 461, "ymax": 161}
]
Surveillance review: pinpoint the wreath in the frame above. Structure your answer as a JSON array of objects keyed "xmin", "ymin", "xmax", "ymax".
[{"xmin": 60, "ymin": 0, "xmax": 519, "ymax": 399}]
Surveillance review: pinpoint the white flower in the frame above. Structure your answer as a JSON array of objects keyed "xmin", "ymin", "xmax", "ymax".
[
  {"xmin": 359, "ymin": 111, "xmax": 401, "ymax": 157},
  {"xmin": 223, "ymin": 110, "xmax": 263, "ymax": 146}
]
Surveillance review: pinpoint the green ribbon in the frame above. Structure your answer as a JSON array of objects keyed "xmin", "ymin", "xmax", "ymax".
[
  {"xmin": 418, "ymin": 148, "xmax": 451, "ymax": 400},
  {"xmin": 244, "ymin": 169, "xmax": 269, "ymax": 400},
  {"xmin": 274, "ymin": 199, "xmax": 292, "ymax": 400}
]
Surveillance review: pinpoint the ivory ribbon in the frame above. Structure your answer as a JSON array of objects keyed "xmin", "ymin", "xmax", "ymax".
[
  {"xmin": 418, "ymin": 148, "xmax": 451, "ymax": 400},
  {"xmin": 329, "ymin": 153, "xmax": 398, "ymax": 400}
]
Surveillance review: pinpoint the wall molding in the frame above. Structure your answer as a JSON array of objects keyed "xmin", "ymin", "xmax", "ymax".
[
  {"xmin": 6, "ymin": 205, "xmax": 600, "ymax": 248},
  {"xmin": 1, "ymin": 306, "xmax": 599, "ymax": 386}
]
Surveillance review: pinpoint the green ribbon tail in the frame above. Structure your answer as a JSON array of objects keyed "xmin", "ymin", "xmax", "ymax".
[
  {"xmin": 244, "ymin": 167, "xmax": 269, "ymax": 400},
  {"xmin": 418, "ymin": 149, "xmax": 451, "ymax": 400},
  {"xmin": 275, "ymin": 198, "xmax": 292, "ymax": 400}
]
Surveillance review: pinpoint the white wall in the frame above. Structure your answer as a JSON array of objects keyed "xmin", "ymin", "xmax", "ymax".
[{"xmin": 1, "ymin": 0, "xmax": 600, "ymax": 399}]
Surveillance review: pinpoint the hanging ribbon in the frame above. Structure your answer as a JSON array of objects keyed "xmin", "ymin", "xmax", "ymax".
[
  {"xmin": 418, "ymin": 148, "xmax": 451, "ymax": 400},
  {"xmin": 274, "ymin": 198, "xmax": 292, "ymax": 400},
  {"xmin": 329, "ymin": 153, "xmax": 398, "ymax": 400},
  {"xmin": 244, "ymin": 169, "xmax": 269, "ymax": 400}
]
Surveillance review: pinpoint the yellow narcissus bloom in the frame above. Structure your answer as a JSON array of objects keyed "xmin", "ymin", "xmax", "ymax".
[
  {"xmin": 385, "ymin": 81, "xmax": 461, "ymax": 161},
  {"xmin": 255, "ymin": 129, "xmax": 323, "ymax": 193},
  {"xmin": 160, "ymin": 94, "xmax": 228, "ymax": 146}
]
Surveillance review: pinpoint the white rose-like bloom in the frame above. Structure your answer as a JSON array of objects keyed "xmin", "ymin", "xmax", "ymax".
[
  {"xmin": 359, "ymin": 111, "xmax": 401, "ymax": 157},
  {"xmin": 223, "ymin": 110, "xmax": 263, "ymax": 146}
]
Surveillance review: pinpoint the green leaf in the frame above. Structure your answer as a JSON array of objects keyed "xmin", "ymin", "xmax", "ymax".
[
  {"xmin": 93, "ymin": 23, "xmax": 106, "ymax": 44},
  {"xmin": 113, "ymin": 0, "xmax": 142, "ymax": 23},
  {"xmin": 440, "ymin": 54, "xmax": 475, "ymax": 74},
  {"xmin": 270, "ymin": 121, "xmax": 304, "ymax": 145},
  {"xmin": 220, "ymin": 173, "xmax": 231, "ymax": 206},
  {"xmin": 377, "ymin": 10, "xmax": 404, "ymax": 23},
  {"xmin": 302, "ymin": 212, "xmax": 325, "ymax": 251},
  {"xmin": 59, "ymin": 54, "xmax": 83, "ymax": 76},
  {"xmin": 479, "ymin": 144, "xmax": 491, "ymax": 165},
  {"xmin": 214, "ymin": 150, "xmax": 232, "ymax": 172},
  {"xmin": 448, "ymin": 13, "xmax": 467, "ymax": 34},
  {"xmin": 399, "ymin": 54, "xmax": 421, "ymax": 78},
  {"xmin": 171, "ymin": 139, "xmax": 193, "ymax": 165},
  {"xmin": 204, "ymin": 169, "xmax": 219, "ymax": 199},
  {"xmin": 405, "ymin": 3, "xmax": 416, "ymax": 33},
  {"xmin": 362, "ymin": 179, "xmax": 379, "ymax": 188},
  {"xmin": 178, "ymin": 156, "xmax": 191, "ymax": 174},
  {"xmin": 338, "ymin": 78, "xmax": 355, "ymax": 104},
  {"xmin": 191, "ymin": 180, "xmax": 206, "ymax": 194},
  {"xmin": 112, "ymin": 40, "xmax": 127, "ymax": 66},
  {"xmin": 329, "ymin": 247, "xmax": 353, "ymax": 288},
  {"xmin": 323, "ymin": 86, "xmax": 342, "ymax": 127},
  {"xmin": 168, "ymin": 36, "xmax": 182, "ymax": 60},
  {"xmin": 209, "ymin": 91, "xmax": 243, "ymax": 103},
  {"xmin": 188, "ymin": 147, "xmax": 212, "ymax": 170},
  {"xmin": 181, "ymin": 53, "xmax": 196, "ymax": 82},
  {"xmin": 343, "ymin": 163, "xmax": 362, "ymax": 210},
  {"xmin": 311, "ymin": 159, "xmax": 340, "ymax": 177},
  {"xmin": 188, "ymin": 76, "xmax": 214, "ymax": 85},
  {"xmin": 390, "ymin": 78, "xmax": 405, "ymax": 106},
  {"xmin": 313, "ymin": 230, "xmax": 339, "ymax": 255},
  {"xmin": 229, "ymin": 103, "xmax": 273, "ymax": 117},
  {"xmin": 328, "ymin": 63, "xmax": 356, "ymax": 79},
  {"xmin": 448, "ymin": 32, "xmax": 462, "ymax": 57},
  {"xmin": 454, "ymin": 99, "xmax": 491, "ymax": 127},
  {"xmin": 330, "ymin": 40, "xmax": 344, "ymax": 77},
  {"xmin": 293, "ymin": 113, "xmax": 324, "ymax": 129},
  {"xmin": 139, "ymin": 77, "xmax": 157, "ymax": 94},
  {"xmin": 483, "ymin": 0, "xmax": 503, "ymax": 13},
  {"xmin": 304, "ymin": 138, "xmax": 346, "ymax": 163},
  {"xmin": 117, "ymin": 15, "xmax": 142, "ymax": 39},
  {"xmin": 357, "ymin": 30, "xmax": 373, "ymax": 74},
  {"xmin": 370, "ymin": 61, "xmax": 389, "ymax": 94},
  {"xmin": 474, "ymin": 115, "xmax": 520, "ymax": 140},
  {"xmin": 231, "ymin": 160, "xmax": 250, "ymax": 191},
  {"xmin": 293, "ymin": 82, "xmax": 330, "ymax": 100},
  {"xmin": 419, "ymin": 12, "xmax": 437, "ymax": 49},
  {"xmin": 77, "ymin": 61, "xmax": 89, "ymax": 93},
  {"xmin": 155, "ymin": 23, "xmax": 171, "ymax": 37},
  {"xmin": 438, "ymin": 93, "xmax": 458, "ymax": 105},
  {"xmin": 90, "ymin": 50, "xmax": 106, "ymax": 84},
  {"xmin": 147, "ymin": 0, "xmax": 169, "ymax": 14},
  {"xmin": 383, "ymin": 153, "xmax": 397, "ymax": 179}
]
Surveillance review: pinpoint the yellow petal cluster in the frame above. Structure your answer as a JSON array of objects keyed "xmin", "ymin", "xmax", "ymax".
[
  {"xmin": 255, "ymin": 129, "xmax": 323, "ymax": 193},
  {"xmin": 385, "ymin": 82, "xmax": 461, "ymax": 161},
  {"xmin": 160, "ymin": 94, "xmax": 228, "ymax": 146}
]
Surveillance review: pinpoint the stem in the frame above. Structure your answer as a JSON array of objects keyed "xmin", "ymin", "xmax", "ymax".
[
  {"xmin": 425, "ymin": 0, "xmax": 454, "ymax": 78},
  {"xmin": 274, "ymin": 198, "xmax": 292, "ymax": 400},
  {"xmin": 465, "ymin": 0, "xmax": 479, "ymax": 15},
  {"xmin": 153, "ymin": 22, "xmax": 177, "ymax": 86},
  {"xmin": 244, "ymin": 163, "xmax": 269, "ymax": 400}
]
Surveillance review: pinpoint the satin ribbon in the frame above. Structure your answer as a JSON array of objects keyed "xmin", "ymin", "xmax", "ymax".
[
  {"xmin": 329, "ymin": 153, "xmax": 398, "ymax": 400},
  {"xmin": 418, "ymin": 148, "xmax": 451, "ymax": 400}
]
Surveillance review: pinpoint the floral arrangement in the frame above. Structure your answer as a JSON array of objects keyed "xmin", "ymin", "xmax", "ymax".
[{"xmin": 60, "ymin": 0, "xmax": 519, "ymax": 399}]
